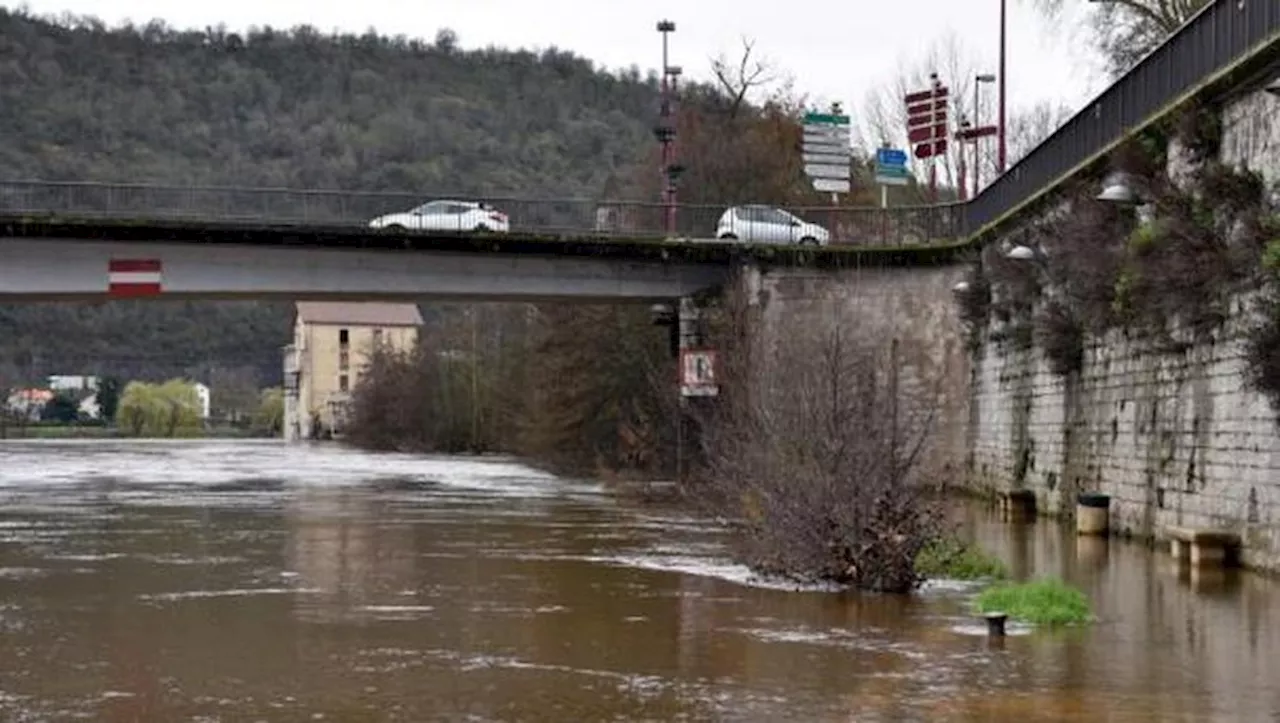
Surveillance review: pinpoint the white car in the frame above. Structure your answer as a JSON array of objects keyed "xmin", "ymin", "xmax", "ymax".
[
  {"xmin": 368, "ymin": 200, "xmax": 511, "ymax": 233},
  {"xmin": 715, "ymin": 205, "xmax": 830, "ymax": 246}
]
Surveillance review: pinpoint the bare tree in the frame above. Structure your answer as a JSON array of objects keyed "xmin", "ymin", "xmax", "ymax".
[
  {"xmin": 1007, "ymin": 99, "xmax": 1076, "ymax": 167},
  {"xmin": 689, "ymin": 295, "xmax": 947, "ymax": 593},
  {"xmin": 861, "ymin": 32, "xmax": 1080, "ymax": 196},
  {"xmin": 1025, "ymin": 0, "xmax": 1208, "ymax": 77},
  {"xmin": 859, "ymin": 31, "xmax": 999, "ymax": 200},
  {"xmin": 710, "ymin": 37, "xmax": 776, "ymax": 119}
]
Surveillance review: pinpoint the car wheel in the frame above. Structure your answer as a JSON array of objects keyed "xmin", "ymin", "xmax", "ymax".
[
  {"xmin": 799, "ymin": 236, "xmax": 820, "ymax": 246},
  {"xmin": 473, "ymin": 224, "xmax": 491, "ymax": 233},
  {"xmin": 384, "ymin": 224, "xmax": 407, "ymax": 233},
  {"xmin": 718, "ymin": 233, "xmax": 738, "ymax": 241}
]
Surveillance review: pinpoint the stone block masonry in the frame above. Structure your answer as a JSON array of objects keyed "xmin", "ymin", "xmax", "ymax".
[
  {"xmin": 969, "ymin": 317, "xmax": 1280, "ymax": 569},
  {"xmin": 742, "ymin": 263, "xmax": 973, "ymax": 488}
]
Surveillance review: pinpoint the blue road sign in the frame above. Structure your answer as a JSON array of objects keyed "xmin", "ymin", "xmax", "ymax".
[{"xmin": 876, "ymin": 148, "xmax": 908, "ymax": 167}]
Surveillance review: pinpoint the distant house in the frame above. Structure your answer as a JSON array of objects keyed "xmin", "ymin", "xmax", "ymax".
[
  {"xmin": 47, "ymin": 375, "xmax": 99, "ymax": 393},
  {"xmin": 5, "ymin": 388, "xmax": 54, "ymax": 421},
  {"xmin": 193, "ymin": 382, "xmax": 211, "ymax": 419},
  {"xmin": 282, "ymin": 302, "xmax": 423, "ymax": 441}
]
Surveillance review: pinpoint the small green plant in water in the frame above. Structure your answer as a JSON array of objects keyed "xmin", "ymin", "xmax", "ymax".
[
  {"xmin": 915, "ymin": 537, "xmax": 1007, "ymax": 581},
  {"xmin": 974, "ymin": 577, "xmax": 1092, "ymax": 626}
]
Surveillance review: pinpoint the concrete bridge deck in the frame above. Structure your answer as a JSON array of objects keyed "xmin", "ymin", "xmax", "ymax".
[{"xmin": 0, "ymin": 215, "xmax": 967, "ymax": 302}]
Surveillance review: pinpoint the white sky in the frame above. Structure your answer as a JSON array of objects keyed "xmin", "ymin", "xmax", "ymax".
[{"xmin": 21, "ymin": 0, "xmax": 1106, "ymax": 122}]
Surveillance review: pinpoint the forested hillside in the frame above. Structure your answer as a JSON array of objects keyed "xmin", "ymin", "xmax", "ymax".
[{"xmin": 0, "ymin": 9, "xmax": 665, "ymax": 383}]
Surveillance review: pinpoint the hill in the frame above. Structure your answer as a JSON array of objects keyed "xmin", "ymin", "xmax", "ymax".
[{"xmin": 0, "ymin": 8, "xmax": 665, "ymax": 384}]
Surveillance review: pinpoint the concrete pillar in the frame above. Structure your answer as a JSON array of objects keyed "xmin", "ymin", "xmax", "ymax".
[{"xmin": 1076, "ymin": 492, "xmax": 1111, "ymax": 536}]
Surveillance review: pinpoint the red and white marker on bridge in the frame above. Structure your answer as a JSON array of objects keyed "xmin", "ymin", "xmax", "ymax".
[{"xmin": 107, "ymin": 259, "xmax": 163, "ymax": 297}]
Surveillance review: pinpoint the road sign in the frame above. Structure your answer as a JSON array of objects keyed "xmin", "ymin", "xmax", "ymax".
[
  {"xmin": 914, "ymin": 139, "xmax": 948, "ymax": 159},
  {"xmin": 904, "ymin": 79, "xmax": 949, "ymax": 160},
  {"xmin": 876, "ymin": 148, "xmax": 908, "ymax": 166},
  {"xmin": 903, "ymin": 87, "xmax": 949, "ymax": 105},
  {"xmin": 804, "ymin": 163, "xmax": 849, "ymax": 179},
  {"xmin": 680, "ymin": 348, "xmax": 719, "ymax": 397},
  {"xmin": 958, "ymin": 125, "xmax": 998, "ymax": 140},
  {"xmin": 803, "ymin": 152, "xmax": 848, "ymax": 166},
  {"xmin": 803, "ymin": 111, "xmax": 850, "ymax": 126},
  {"xmin": 803, "ymin": 107, "xmax": 852, "ymax": 194},
  {"xmin": 812, "ymin": 178, "xmax": 851, "ymax": 193},
  {"xmin": 874, "ymin": 147, "xmax": 911, "ymax": 186},
  {"xmin": 875, "ymin": 166, "xmax": 911, "ymax": 186}
]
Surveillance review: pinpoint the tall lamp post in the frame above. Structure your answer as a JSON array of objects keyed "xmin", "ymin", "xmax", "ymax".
[
  {"xmin": 655, "ymin": 20, "xmax": 684, "ymax": 236},
  {"xmin": 974, "ymin": 73, "xmax": 996, "ymax": 193},
  {"xmin": 997, "ymin": 0, "xmax": 1008, "ymax": 173}
]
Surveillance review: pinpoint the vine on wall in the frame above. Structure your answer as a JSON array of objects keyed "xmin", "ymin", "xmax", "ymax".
[{"xmin": 959, "ymin": 99, "xmax": 1280, "ymax": 412}]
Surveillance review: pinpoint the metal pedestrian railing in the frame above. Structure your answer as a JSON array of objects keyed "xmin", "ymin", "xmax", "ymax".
[
  {"xmin": 966, "ymin": 0, "xmax": 1280, "ymax": 235},
  {"xmin": 0, "ymin": 179, "xmax": 965, "ymax": 246}
]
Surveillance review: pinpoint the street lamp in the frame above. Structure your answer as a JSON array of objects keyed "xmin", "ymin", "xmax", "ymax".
[
  {"xmin": 997, "ymin": 0, "xmax": 1008, "ymax": 173},
  {"xmin": 656, "ymin": 20, "xmax": 679, "ymax": 235},
  {"xmin": 1095, "ymin": 171, "xmax": 1141, "ymax": 205},
  {"xmin": 975, "ymin": 73, "xmax": 996, "ymax": 192},
  {"xmin": 1006, "ymin": 244, "xmax": 1037, "ymax": 261},
  {"xmin": 1264, "ymin": 73, "xmax": 1280, "ymax": 96}
]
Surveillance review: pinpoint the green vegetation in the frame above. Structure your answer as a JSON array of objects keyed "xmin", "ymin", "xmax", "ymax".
[
  {"xmin": 974, "ymin": 577, "xmax": 1092, "ymax": 626},
  {"xmin": 915, "ymin": 537, "xmax": 1008, "ymax": 581},
  {"xmin": 253, "ymin": 388, "xmax": 285, "ymax": 437},
  {"xmin": 115, "ymin": 379, "xmax": 204, "ymax": 438}
]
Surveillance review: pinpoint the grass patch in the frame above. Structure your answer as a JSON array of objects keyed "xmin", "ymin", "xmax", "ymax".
[
  {"xmin": 973, "ymin": 577, "xmax": 1092, "ymax": 626},
  {"xmin": 915, "ymin": 537, "xmax": 1008, "ymax": 581}
]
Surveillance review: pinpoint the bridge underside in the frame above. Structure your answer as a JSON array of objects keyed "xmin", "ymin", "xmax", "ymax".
[{"xmin": 0, "ymin": 237, "xmax": 731, "ymax": 303}]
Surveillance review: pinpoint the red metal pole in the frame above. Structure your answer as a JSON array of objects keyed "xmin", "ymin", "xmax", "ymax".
[{"xmin": 997, "ymin": 0, "xmax": 1008, "ymax": 173}]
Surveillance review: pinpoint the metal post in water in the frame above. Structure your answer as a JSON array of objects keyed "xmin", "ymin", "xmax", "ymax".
[{"xmin": 984, "ymin": 611, "xmax": 1008, "ymax": 637}]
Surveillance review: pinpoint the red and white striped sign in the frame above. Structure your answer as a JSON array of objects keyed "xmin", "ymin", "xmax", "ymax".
[{"xmin": 107, "ymin": 259, "xmax": 162, "ymax": 297}]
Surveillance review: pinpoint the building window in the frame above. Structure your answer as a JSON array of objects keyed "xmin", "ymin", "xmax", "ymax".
[
  {"xmin": 339, "ymin": 374, "xmax": 349, "ymax": 392},
  {"xmin": 339, "ymin": 349, "xmax": 349, "ymax": 371},
  {"xmin": 372, "ymin": 328, "xmax": 383, "ymax": 344},
  {"xmin": 339, "ymin": 328, "xmax": 349, "ymax": 346}
]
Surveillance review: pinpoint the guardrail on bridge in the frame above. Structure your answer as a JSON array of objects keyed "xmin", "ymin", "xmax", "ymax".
[{"xmin": 0, "ymin": 179, "xmax": 965, "ymax": 247}]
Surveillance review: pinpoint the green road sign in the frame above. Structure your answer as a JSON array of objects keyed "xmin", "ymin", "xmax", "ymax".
[{"xmin": 803, "ymin": 112, "xmax": 851, "ymax": 126}]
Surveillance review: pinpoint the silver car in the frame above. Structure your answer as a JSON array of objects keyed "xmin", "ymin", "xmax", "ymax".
[{"xmin": 715, "ymin": 205, "xmax": 830, "ymax": 245}]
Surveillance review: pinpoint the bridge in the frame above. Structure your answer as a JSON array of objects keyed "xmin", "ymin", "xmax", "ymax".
[{"xmin": 0, "ymin": 0, "xmax": 1276, "ymax": 303}]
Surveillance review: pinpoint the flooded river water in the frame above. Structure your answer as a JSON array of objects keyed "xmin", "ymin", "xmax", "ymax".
[{"xmin": 0, "ymin": 440, "xmax": 1277, "ymax": 722}]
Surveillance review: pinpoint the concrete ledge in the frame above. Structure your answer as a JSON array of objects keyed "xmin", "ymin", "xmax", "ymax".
[
  {"xmin": 997, "ymin": 489, "xmax": 1037, "ymax": 521},
  {"xmin": 1165, "ymin": 526, "xmax": 1241, "ymax": 568}
]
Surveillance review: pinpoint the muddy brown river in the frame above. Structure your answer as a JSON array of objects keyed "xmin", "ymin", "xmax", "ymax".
[{"xmin": 0, "ymin": 440, "xmax": 1277, "ymax": 721}]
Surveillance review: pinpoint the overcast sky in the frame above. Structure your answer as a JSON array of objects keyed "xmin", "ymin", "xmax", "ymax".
[{"xmin": 21, "ymin": 0, "xmax": 1106, "ymax": 122}]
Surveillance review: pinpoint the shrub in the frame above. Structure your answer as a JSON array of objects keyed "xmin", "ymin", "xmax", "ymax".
[
  {"xmin": 914, "ymin": 537, "xmax": 1007, "ymax": 581},
  {"xmin": 116, "ymin": 379, "xmax": 203, "ymax": 437},
  {"xmin": 974, "ymin": 577, "xmax": 1092, "ymax": 626},
  {"xmin": 690, "ymin": 294, "xmax": 946, "ymax": 593}
]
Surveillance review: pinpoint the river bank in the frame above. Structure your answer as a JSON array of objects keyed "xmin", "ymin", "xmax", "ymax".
[{"xmin": 0, "ymin": 423, "xmax": 274, "ymax": 440}]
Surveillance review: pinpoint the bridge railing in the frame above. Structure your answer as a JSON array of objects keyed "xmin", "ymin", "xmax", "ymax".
[
  {"xmin": 967, "ymin": 0, "xmax": 1280, "ymax": 235},
  {"xmin": 0, "ymin": 179, "xmax": 965, "ymax": 246}
]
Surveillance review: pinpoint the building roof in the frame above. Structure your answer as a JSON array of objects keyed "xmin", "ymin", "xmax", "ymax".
[{"xmin": 294, "ymin": 302, "xmax": 424, "ymax": 327}]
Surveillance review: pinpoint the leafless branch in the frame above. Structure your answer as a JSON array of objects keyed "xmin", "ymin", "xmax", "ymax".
[{"xmin": 711, "ymin": 36, "xmax": 775, "ymax": 119}]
